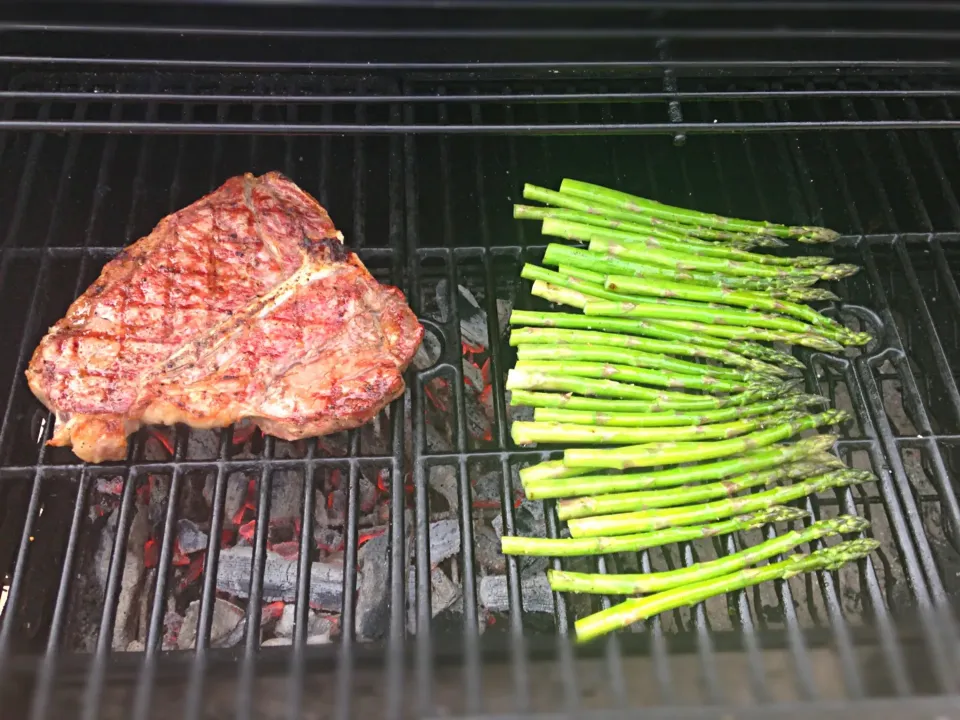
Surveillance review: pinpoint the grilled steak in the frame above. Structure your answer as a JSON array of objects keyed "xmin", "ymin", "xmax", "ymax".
[{"xmin": 26, "ymin": 172, "xmax": 423, "ymax": 463}]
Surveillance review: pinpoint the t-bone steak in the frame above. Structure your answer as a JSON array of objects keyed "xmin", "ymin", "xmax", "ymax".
[{"xmin": 26, "ymin": 172, "xmax": 423, "ymax": 463}]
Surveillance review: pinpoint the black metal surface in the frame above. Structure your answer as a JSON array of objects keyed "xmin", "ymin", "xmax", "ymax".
[{"xmin": 1, "ymin": 2, "xmax": 960, "ymax": 718}]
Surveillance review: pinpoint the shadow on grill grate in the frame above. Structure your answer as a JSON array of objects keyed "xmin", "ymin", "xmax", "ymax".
[{"xmin": 2, "ymin": 3, "xmax": 960, "ymax": 719}]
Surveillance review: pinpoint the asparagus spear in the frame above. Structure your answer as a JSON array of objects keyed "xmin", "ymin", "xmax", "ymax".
[
  {"xmin": 566, "ymin": 468, "xmax": 874, "ymax": 537},
  {"xmin": 563, "ymin": 410, "xmax": 849, "ymax": 469},
  {"xmin": 513, "ymin": 360, "xmax": 766, "ymax": 393},
  {"xmin": 573, "ymin": 539, "xmax": 880, "ymax": 643},
  {"xmin": 531, "ymin": 394, "xmax": 824, "ymax": 428},
  {"xmin": 523, "ymin": 435, "xmax": 838, "ymax": 498},
  {"xmin": 511, "ymin": 411, "xmax": 804, "ymax": 447},
  {"xmin": 515, "ymin": 203, "xmax": 755, "ymax": 250},
  {"xmin": 640, "ymin": 317, "xmax": 846, "ymax": 352},
  {"xmin": 584, "ymin": 234, "xmax": 857, "ymax": 282},
  {"xmin": 532, "ymin": 280, "xmax": 590, "ymax": 309},
  {"xmin": 522, "ymin": 183, "xmax": 783, "ymax": 246},
  {"xmin": 517, "ymin": 344, "xmax": 767, "ymax": 383},
  {"xmin": 527, "ymin": 265, "xmax": 807, "ymax": 325},
  {"xmin": 519, "ymin": 459, "xmax": 594, "ymax": 486},
  {"xmin": 556, "ymin": 458, "xmax": 841, "ymax": 519},
  {"xmin": 601, "ymin": 274, "xmax": 853, "ymax": 335},
  {"xmin": 558, "ymin": 179, "xmax": 841, "ymax": 244},
  {"xmin": 777, "ymin": 286, "xmax": 841, "ymax": 302},
  {"xmin": 583, "ymin": 299, "xmax": 850, "ymax": 344},
  {"xmin": 523, "ymin": 207, "xmax": 831, "ymax": 267},
  {"xmin": 499, "ymin": 506, "xmax": 809, "ymax": 557},
  {"xmin": 532, "ymin": 281, "xmax": 844, "ymax": 352},
  {"xmin": 523, "ymin": 263, "xmax": 640, "ymax": 304},
  {"xmin": 561, "ymin": 264, "xmax": 833, "ymax": 303},
  {"xmin": 506, "ymin": 368, "xmax": 792, "ymax": 408},
  {"xmin": 509, "ymin": 309, "xmax": 807, "ymax": 369},
  {"xmin": 509, "ymin": 326, "xmax": 789, "ymax": 376},
  {"xmin": 534, "ymin": 263, "xmax": 843, "ymax": 340},
  {"xmin": 510, "ymin": 388, "xmax": 805, "ymax": 416},
  {"xmin": 543, "ymin": 244, "xmax": 813, "ymax": 292},
  {"xmin": 549, "ymin": 515, "xmax": 870, "ymax": 595}
]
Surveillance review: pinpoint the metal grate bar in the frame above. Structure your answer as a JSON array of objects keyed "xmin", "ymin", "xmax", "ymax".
[
  {"xmin": 11, "ymin": 21, "xmax": 960, "ymax": 41},
  {"xmin": 13, "ymin": 119, "xmax": 960, "ymax": 135},
  {"xmin": 6, "ymin": 56, "xmax": 960, "ymax": 71}
]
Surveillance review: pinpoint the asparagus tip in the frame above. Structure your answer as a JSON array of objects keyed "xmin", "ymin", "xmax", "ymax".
[
  {"xmin": 807, "ymin": 538, "xmax": 880, "ymax": 570},
  {"xmin": 746, "ymin": 505, "xmax": 810, "ymax": 526},
  {"xmin": 824, "ymin": 515, "xmax": 872, "ymax": 534}
]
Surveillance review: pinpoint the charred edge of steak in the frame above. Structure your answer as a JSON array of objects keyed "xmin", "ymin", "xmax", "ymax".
[{"xmin": 301, "ymin": 235, "xmax": 349, "ymax": 263}]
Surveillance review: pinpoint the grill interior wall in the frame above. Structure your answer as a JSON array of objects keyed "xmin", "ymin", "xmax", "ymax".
[{"xmin": 2, "ymin": 4, "xmax": 960, "ymax": 719}]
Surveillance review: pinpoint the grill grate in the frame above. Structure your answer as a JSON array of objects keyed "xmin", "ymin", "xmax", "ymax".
[{"xmin": 1, "ymin": 3, "xmax": 960, "ymax": 718}]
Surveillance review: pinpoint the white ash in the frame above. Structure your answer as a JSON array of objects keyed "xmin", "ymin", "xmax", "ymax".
[
  {"xmin": 462, "ymin": 358, "xmax": 485, "ymax": 395},
  {"xmin": 269, "ymin": 470, "xmax": 303, "ymax": 524},
  {"xmin": 355, "ymin": 532, "xmax": 390, "ymax": 640},
  {"xmin": 411, "ymin": 328, "xmax": 441, "ymax": 370},
  {"xmin": 177, "ymin": 598, "xmax": 245, "ymax": 650},
  {"xmin": 358, "ymin": 473, "xmax": 378, "ymax": 515},
  {"xmin": 176, "ymin": 519, "xmax": 208, "ymax": 555},
  {"xmin": 273, "ymin": 604, "xmax": 334, "ymax": 640},
  {"xmin": 428, "ymin": 465, "xmax": 459, "ymax": 514},
  {"xmin": 473, "ymin": 523, "xmax": 506, "ymax": 575},
  {"xmin": 436, "ymin": 281, "xmax": 489, "ymax": 349},
  {"xmin": 428, "ymin": 519, "xmax": 461, "ymax": 565},
  {"xmin": 187, "ymin": 429, "xmax": 221, "ymax": 459},
  {"xmin": 162, "ymin": 609, "xmax": 183, "ymax": 651},
  {"xmin": 111, "ymin": 504, "xmax": 149, "ymax": 651},
  {"xmin": 216, "ymin": 546, "xmax": 345, "ymax": 609},
  {"xmin": 479, "ymin": 574, "xmax": 553, "ymax": 615},
  {"xmin": 430, "ymin": 567, "xmax": 461, "ymax": 616}
]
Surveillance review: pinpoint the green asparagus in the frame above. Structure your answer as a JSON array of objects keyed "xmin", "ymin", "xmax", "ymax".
[
  {"xmin": 556, "ymin": 458, "xmax": 842, "ymax": 519},
  {"xmin": 573, "ymin": 539, "xmax": 880, "ymax": 643},
  {"xmin": 513, "ymin": 359, "xmax": 765, "ymax": 392},
  {"xmin": 640, "ymin": 317, "xmax": 846, "ymax": 352},
  {"xmin": 509, "ymin": 309, "xmax": 807, "ymax": 369},
  {"xmin": 522, "ymin": 183, "xmax": 783, "ymax": 245},
  {"xmin": 523, "ymin": 435, "xmax": 838, "ymax": 498},
  {"xmin": 531, "ymin": 395, "xmax": 824, "ymax": 428},
  {"xmin": 518, "ymin": 459, "xmax": 594, "ymax": 486},
  {"xmin": 499, "ymin": 506, "xmax": 809, "ymax": 557},
  {"xmin": 558, "ymin": 179, "xmax": 841, "ymax": 243},
  {"xmin": 549, "ymin": 515, "xmax": 869, "ymax": 594},
  {"xmin": 511, "ymin": 411, "xmax": 804, "ymax": 447},
  {"xmin": 566, "ymin": 468, "xmax": 875, "ymax": 537},
  {"xmin": 543, "ymin": 243, "xmax": 814, "ymax": 292},
  {"xmin": 584, "ymin": 234, "xmax": 857, "ymax": 281},
  {"xmin": 509, "ymin": 327, "xmax": 789, "ymax": 376},
  {"xmin": 562, "ymin": 410, "xmax": 848, "ymax": 469},
  {"xmin": 511, "ymin": 388, "xmax": 811, "ymax": 418},
  {"xmin": 506, "ymin": 368, "xmax": 793, "ymax": 408},
  {"xmin": 516, "ymin": 345, "xmax": 770, "ymax": 383},
  {"xmin": 522, "ymin": 208, "xmax": 831, "ymax": 267},
  {"xmin": 601, "ymin": 274, "xmax": 854, "ymax": 336},
  {"xmin": 583, "ymin": 299, "xmax": 850, "ymax": 344}
]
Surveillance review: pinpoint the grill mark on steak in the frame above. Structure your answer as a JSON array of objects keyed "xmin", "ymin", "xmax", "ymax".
[{"xmin": 25, "ymin": 172, "xmax": 423, "ymax": 463}]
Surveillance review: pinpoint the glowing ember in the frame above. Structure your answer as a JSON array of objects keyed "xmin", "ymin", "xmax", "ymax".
[
  {"xmin": 358, "ymin": 527, "xmax": 386, "ymax": 547},
  {"xmin": 178, "ymin": 554, "xmax": 205, "ymax": 592},
  {"xmin": 238, "ymin": 519, "xmax": 257, "ymax": 543},
  {"xmin": 261, "ymin": 601, "xmax": 286, "ymax": 624},
  {"xmin": 269, "ymin": 541, "xmax": 300, "ymax": 560},
  {"xmin": 144, "ymin": 539, "xmax": 159, "ymax": 569}
]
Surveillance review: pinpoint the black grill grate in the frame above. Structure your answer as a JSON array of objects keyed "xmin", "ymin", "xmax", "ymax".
[{"xmin": 1, "ymin": 3, "xmax": 960, "ymax": 718}]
